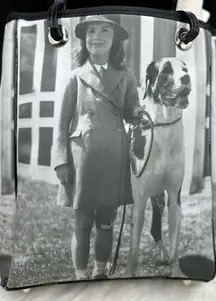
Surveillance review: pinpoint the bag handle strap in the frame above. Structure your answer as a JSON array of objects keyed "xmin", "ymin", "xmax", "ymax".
[
  {"xmin": 47, "ymin": 0, "xmax": 68, "ymax": 46},
  {"xmin": 47, "ymin": 2, "xmax": 200, "ymax": 48},
  {"xmin": 173, "ymin": 0, "xmax": 202, "ymax": 50}
]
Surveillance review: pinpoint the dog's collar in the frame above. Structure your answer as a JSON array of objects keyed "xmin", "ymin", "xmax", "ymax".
[
  {"xmin": 139, "ymin": 114, "xmax": 183, "ymax": 131},
  {"xmin": 152, "ymin": 115, "xmax": 183, "ymax": 127}
]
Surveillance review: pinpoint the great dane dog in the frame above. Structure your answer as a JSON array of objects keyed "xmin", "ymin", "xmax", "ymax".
[{"xmin": 125, "ymin": 57, "xmax": 192, "ymax": 278}]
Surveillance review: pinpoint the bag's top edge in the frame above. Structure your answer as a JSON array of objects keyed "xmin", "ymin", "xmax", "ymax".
[{"xmin": 6, "ymin": 5, "xmax": 212, "ymax": 31}]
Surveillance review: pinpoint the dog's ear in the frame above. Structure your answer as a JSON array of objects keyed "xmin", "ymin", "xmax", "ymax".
[
  {"xmin": 161, "ymin": 61, "xmax": 173, "ymax": 75},
  {"xmin": 143, "ymin": 61, "xmax": 158, "ymax": 99}
]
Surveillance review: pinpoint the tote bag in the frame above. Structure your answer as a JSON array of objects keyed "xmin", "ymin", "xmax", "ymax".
[{"xmin": 0, "ymin": 1, "xmax": 215, "ymax": 290}]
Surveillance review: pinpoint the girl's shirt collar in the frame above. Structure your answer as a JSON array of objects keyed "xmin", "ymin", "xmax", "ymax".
[{"xmin": 93, "ymin": 62, "xmax": 108, "ymax": 71}]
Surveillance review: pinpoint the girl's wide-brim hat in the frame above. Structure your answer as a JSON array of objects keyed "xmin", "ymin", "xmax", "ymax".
[{"xmin": 75, "ymin": 15, "xmax": 129, "ymax": 41}]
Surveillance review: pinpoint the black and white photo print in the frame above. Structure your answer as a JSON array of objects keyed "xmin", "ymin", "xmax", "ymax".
[{"xmin": 1, "ymin": 13, "xmax": 215, "ymax": 289}]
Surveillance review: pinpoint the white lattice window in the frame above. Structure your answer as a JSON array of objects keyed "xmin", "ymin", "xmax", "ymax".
[{"xmin": 17, "ymin": 18, "xmax": 73, "ymax": 184}]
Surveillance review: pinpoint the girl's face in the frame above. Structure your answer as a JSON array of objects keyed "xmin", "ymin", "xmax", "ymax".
[{"xmin": 86, "ymin": 22, "xmax": 114, "ymax": 56}]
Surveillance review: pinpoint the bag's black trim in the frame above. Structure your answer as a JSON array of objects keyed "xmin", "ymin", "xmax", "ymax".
[
  {"xmin": 3, "ymin": 264, "xmax": 215, "ymax": 291},
  {"xmin": 13, "ymin": 21, "xmax": 19, "ymax": 197},
  {"xmin": 6, "ymin": 6, "xmax": 212, "ymax": 32}
]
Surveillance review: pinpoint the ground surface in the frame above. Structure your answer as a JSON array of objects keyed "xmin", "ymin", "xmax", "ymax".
[
  {"xmin": 0, "ymin": 195, "xmax": 15, "ymax": 256},
  {"xmin": 0, "ymin": 177, "xmax": 214, "ymax": 289}
]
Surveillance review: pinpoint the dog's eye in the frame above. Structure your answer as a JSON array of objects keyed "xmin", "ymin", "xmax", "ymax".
[{"xmin": 182, "ymin": 67, "xmax": 188, "ymax": 73}]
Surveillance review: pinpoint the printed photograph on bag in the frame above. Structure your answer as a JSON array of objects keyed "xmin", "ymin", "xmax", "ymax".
[{"xmin": 1, "ymin": 13, "xmax": 215, "ymax": 289}]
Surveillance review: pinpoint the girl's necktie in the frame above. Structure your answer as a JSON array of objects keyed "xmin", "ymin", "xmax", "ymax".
[{"xmin": 99, "ymin": 66, "xmax": 105, "ymax": 80}]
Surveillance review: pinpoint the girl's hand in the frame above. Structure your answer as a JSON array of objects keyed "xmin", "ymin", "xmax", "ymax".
[
  {"xmin": 55, "ymin": 164, "xmax": 71, "ymax": 185},
  {"xmin": 133, "ymin": 106, "xmax": 146, "ymax": 118}
]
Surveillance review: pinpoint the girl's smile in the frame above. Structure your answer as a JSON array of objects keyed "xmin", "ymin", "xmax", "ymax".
[{"xmin": 86, "ymin": 22, "xmax": 114, "ymax": 61}]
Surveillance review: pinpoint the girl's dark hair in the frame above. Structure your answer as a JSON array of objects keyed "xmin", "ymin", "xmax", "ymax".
[{"xmin": 73, "ymin": 31, "xmax": 128, "ymax": 70}]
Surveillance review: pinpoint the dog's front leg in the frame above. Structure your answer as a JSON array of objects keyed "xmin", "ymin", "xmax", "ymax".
[
  {"xmin": 150, "ymin": 192, "xmax": 169, "ymax": 263},
  {"xmin": 168, "ymin": 189, "xmax": 183, "ymax": 277},
  {"xmin": 124, "ymin": 200, "xmax": 146, "ymax": 277}
]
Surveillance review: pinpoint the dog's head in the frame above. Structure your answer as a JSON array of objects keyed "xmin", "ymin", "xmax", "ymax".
[{"xmin": 143, "ymin": 58, "xmax": 191, "ymax": 109}]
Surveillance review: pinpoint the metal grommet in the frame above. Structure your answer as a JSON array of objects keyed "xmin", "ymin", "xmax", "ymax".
[
  {"xmin": 175, "ymin": 29, "xmax": 193, "ymax": 51},
  {"xmin": 48, "ymin": 24, "xmax": 69, "ymax": 47}
]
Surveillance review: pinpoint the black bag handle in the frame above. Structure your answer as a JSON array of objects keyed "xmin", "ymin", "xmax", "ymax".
[{"xmin": 47, "ymin": 1, "xmax": 200, "ymax": 48}]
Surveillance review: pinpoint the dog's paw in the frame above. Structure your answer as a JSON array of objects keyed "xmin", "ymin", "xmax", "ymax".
[
  {"xmin": 170, "ymin": 262, "xmax": 188, "ymax": 279},
  {"xmin": 155, "ymin": 240, "xmax": 169, "ymax": 263}
]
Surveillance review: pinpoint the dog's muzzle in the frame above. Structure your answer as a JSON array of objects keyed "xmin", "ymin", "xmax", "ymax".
[
  {"xmin": 176, "ymin": 86, "xmax": 191, "ymax": 108},
  {"xmin": 161, "ymin": 85, "xmax": 191, "ymax": 109},
  {"xmin": 176, "ymin": 97, "xmax": 189, "ymax": 109}
]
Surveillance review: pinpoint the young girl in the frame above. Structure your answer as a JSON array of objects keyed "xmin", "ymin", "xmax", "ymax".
[{"xmin": 54, "ymin": 15, "xmax": 144, "ymax": 280}]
